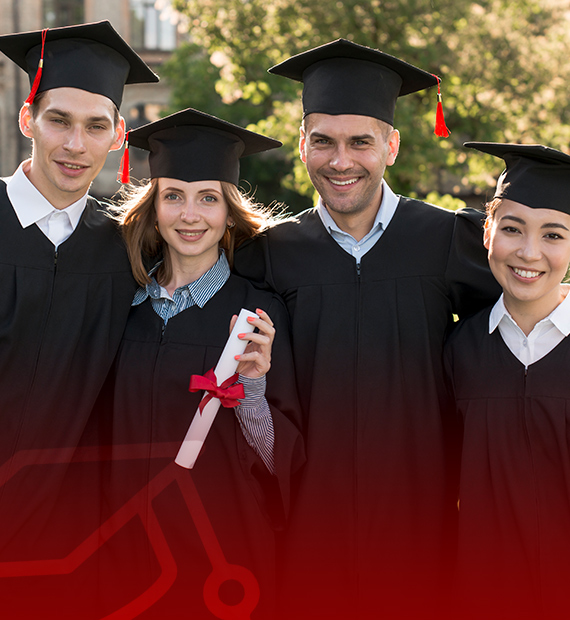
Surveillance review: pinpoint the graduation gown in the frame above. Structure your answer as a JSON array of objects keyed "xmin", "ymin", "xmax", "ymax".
[
  {"xmin": 0, "ymin": 181, "xmax": 136, "ymax": 617},
  {"xmin": 445, "ymin": 308, "xmax": 570, "ymax": 620},
  {"xmin": 92, "ymin": 274, "xmax": 304, "ymax": 619},
  {"xmin": 234, "ymin": 199, "xmax": 501, "ymax": 619}
]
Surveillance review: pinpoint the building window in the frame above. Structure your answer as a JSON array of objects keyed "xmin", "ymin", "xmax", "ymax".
[
  {"xmin": 43, "ymin": 0, "xmax": 85, "ymax": 28},
  {"xmin": 130, "ymin": 0, "xmax": 177, "ymax": 51}
]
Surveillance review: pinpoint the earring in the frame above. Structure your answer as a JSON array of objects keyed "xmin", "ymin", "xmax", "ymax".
[{"xmin": 227, "ymin": 222, "xmax": 235, "ymax": 229}]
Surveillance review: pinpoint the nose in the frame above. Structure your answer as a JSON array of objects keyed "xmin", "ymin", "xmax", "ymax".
[
  {"xmin": 63, "ymin": 125, "xmax": 87, "ymax": 154},
  {"xmin": 180, "ymin": 200, "xmax": 201, "ymax": 223},
  {"xmin": 329, "ymin": 144, "xmax": 353, "ymax": 172},
  {"xmin": 516, "ymin": 235, "xmax": 542, "ymax": 262}
]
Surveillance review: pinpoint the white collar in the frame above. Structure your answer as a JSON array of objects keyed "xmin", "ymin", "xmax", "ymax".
[
  {"xmin": 489, "ymin": 288, "xmax": 570, "ymax": 337},
  {"xmin": 5, "ymin": 160, "xmax": 88, "ymax": 229},
  {"xmin": 317, "ymin": 179, "xmax": 399, "ymax": 237}
]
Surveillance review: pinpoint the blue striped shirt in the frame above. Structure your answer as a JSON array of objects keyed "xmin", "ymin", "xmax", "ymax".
[
  {"xmin": 132, "ymin": 251, "xmax": 231, "ymax": 323},
  {"xmin": 132, "ymin": 252, "xmax": 275, "ymax": 473}
]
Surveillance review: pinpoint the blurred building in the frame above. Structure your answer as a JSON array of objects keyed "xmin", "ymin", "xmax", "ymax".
[{"xmin": 0, "ymin": 0, "xmax": 178, "ymax": 198}]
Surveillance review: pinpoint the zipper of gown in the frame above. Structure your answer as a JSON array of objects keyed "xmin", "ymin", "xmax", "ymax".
[
  {"xmin": 354, "ymin": 257, "xmax": 362, "ymax": 606},
  {"xmin": 522, "ymin": 364, "xmax": 543, "ymax": 605},
  {"xmin": 25, "ymin": 249, "xmax": 59, "ymax": 409}
]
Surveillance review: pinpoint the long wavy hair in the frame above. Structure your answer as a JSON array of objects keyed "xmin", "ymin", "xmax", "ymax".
[{"xmin": 114, "ymin": 179, "xmax": 275, "ymax": 287}]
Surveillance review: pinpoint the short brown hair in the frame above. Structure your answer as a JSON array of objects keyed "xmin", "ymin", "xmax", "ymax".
[{"xmin": 115, "ymin": 180, "xmax": 275, "ymax": 287}]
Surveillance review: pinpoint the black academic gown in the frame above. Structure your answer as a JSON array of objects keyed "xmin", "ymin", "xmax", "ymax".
[
  {"xmin": 91, "ymin": 274, "xmax": 304, "ymax": 619},
  {"xmin": 0, "ymin": 181, "xmax": 137, "ymax": 617},
  {"xmin": 445, "ymin": 307, "xmax": 570, "ymax": 620},
  {"xmin": 234, "ymin": 199, "xmax": 501, "ymax": 620}
]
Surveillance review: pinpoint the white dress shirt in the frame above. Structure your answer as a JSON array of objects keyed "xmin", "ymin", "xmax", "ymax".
[
  {"xmin": 4, "ymin": 160, "xmax": 88, "ymax": 248},
  {"xmin": 316, "ymin": 179, "xmax": 400, "ymax": 264},
  {"xmin": 489, "ymin": 288, "xmax": 570, "ymax": 368}
]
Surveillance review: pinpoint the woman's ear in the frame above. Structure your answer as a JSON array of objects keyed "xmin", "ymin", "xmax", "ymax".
[{"xmin": 483, "ymin": 217, "xmax": 492, "ymax": 250}]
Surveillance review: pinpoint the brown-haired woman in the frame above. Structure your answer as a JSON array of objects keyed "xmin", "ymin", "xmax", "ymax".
[{"xmin": 98, "ymin": 109, "xmax": 304, "ymax": 619}]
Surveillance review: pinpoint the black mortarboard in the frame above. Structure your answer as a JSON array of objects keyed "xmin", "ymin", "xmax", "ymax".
[
  {"xmin": 128, "ymin": 108, "xmax": 282, "ymax": 186},
  {"xmin": 269, "ymin": 38, "xmax": 438, "ymax": 126},
  {"xmin": 0, "ymin": 21, "xmax": 159, "ymax": 109},
  {"xmin": 465, "ymin": 142, "xmax": 570, "ymax": 215}
]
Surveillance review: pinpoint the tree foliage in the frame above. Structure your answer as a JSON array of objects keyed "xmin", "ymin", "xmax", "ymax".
[{"xmin": 167, "ymin": 0, "xmax": 570, "ymax": 211}]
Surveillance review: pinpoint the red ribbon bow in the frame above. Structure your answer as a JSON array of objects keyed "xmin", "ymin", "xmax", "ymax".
[{"xmin": 189, "ymin": 369, "xmax": 244, "ymax": 414}]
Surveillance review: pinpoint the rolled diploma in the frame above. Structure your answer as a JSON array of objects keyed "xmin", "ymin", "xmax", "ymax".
[{"xmin": 175, "ymin": 308, "xmax": 258, "ymax": 469}]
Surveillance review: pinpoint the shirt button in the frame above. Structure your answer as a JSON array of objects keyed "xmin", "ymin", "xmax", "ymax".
[
  {"xmin": 354, "ymin": 245, "xmax": 360, "ymax": 252},
  {"xmin": 523, "ymin": 340, "xmax": 528, "ymax": 347}
]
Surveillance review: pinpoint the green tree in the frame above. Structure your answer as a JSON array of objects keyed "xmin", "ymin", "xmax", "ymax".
[{"xmin": 169, "ymin": 0, "xmax": 570, "ymax": 212}]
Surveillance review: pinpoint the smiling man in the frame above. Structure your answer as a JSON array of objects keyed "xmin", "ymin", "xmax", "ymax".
[
  {"xmin": 0, "ymin": 21, "xmax": 157, "ymax": 614},
  {"xmin": 234, "ymin": 39, "xmax": 501, "ymax": 619}
]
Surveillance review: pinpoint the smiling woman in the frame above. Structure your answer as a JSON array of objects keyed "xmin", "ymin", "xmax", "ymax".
[
  {"xmin": 484, "ymin": 198, "xmax": 570, "ymax": 334},
  {"xmin": 154, "ymin": 178, "xmax": 230, "ymax": 291},
  {"xmin": 100, "ymin": 108, "xmax": 304, "ymax": 617},
  {"xmin": 445, "ymin": 142, "xmax": 570, "ymax": 620}
]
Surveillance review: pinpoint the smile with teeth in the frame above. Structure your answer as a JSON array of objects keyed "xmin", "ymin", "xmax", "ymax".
[
  {"xmin": 178, "ymin": 230, "xmax": 205, "ymax": 237},
  {"xmin": 512, "ymin": 266, "xmax": 543, "ymax": 279},
  {"xmin": 61, "ymin": 163, "xmax": 85, "ymax": 170},
  {"xmin": 329, "ymin": 177, "xmax": 359, "ymax": 186}
]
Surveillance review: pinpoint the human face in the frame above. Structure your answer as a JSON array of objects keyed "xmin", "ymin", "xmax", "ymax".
[
  {"xmin": 19, "ymin": 87, "xmax": 125, "ymax": 209},
  {"xmin": 300, "ymin": 113, "xmax": 399, "ymax": 223},
  {"xmin": 484, "ymin": 199, "xmax": 570, "ymax": 318},
  {"xmin": 155, "ymin": 178, "xmax": 232, "ymax": 276}
]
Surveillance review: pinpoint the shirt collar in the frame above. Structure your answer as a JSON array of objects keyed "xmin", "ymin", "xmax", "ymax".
[
  {"xmin": 489, "ymin": 288, "xmax": 570, "ymax": 337},
  {"xmin": 6, "ymin": 160, "xmax": 88, "ymax": 229},
  {"xmin": 133, "ymin": 251, "xmax": 231, "ymax": 309},
  {"xmin": 547, "ymin": 285, "xmax": 570, "ymax": 336},
  {"xmin": 489, "ymin": 294, "xmax": 509, "ymax": 334},
  {"xmin": 316, "ymin": 179, "xmax": 399, "ymax": 240}
]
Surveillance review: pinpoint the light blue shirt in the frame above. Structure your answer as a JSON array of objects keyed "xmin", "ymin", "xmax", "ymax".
[
  {"xmin": 132, "ymin": 251, "xmax": 230, "ymax": 324},
  {"xmin": 316, "ymin": 179, "xmax": 400, "ymax": 264}
]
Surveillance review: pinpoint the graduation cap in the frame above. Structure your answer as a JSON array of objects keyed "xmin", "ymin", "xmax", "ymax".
[
  {"xmin": 126, "ymin": 108, "xmax": 282, "ymax": 186},
  {"xmin": 0, "ymin": 20, "xmax": 159, "ymax": 109},
  {"xmin": 269, "ymin": 38, "xmax": 449, "ymax": 136},
  {"xmin": 465, "ymin": 142, "xmax": 570, "ymax": 215}
]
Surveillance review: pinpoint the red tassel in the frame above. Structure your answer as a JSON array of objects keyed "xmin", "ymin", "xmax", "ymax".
[
  {"xmin": 117, "ymin": 131, "xmax": 130, "ymax": 183},
  {"xmin": 433, "ymin": 75, "xmax": 450, "ymax": 138},
  {"xmin": 24, "ymin": 29, "xmax": 48, "ymax": 107}
]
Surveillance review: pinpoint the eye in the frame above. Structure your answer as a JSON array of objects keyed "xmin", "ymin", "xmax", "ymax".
[
  {"xmin": 501, "ymin": 225, "xmax": 520, "ymax": 234},
  {"xmin": 202, "ymin": 194, "xmax": 218, "ymax": 203},
  {"xmin": 545, "ymin": 232, "xmax": 563, "ymax": 240},
  {"xmin": 163, "ymin": 192, "xmax": 182, "ymax": 201}
]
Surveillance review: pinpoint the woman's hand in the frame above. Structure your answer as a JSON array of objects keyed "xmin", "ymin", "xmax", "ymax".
[{"xmin": 230, "ymin": 308, "xmax": 274, "ymax": 379}]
